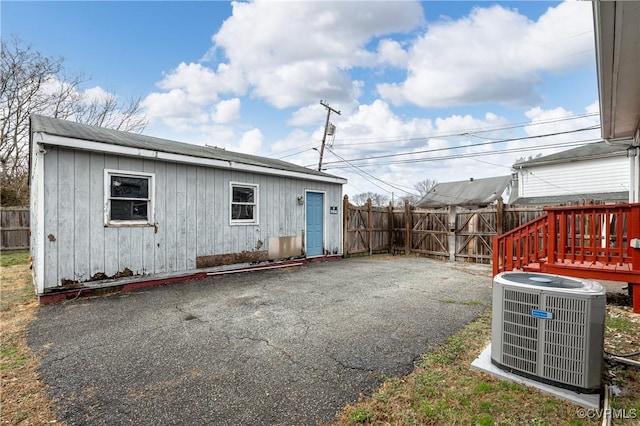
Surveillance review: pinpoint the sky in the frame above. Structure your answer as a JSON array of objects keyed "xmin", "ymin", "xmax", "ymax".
[{"xmin": 2, "ymin": 1, "xmax": 601, "ymax": 200}]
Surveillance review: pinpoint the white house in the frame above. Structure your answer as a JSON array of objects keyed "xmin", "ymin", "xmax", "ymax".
[
  {"xmin": 511, "ymin": 142, "xmax": 628, "ymax": 206},
  {"xmin": 29, "ymin": 115, "xmax": 346, "ymax": 300}
]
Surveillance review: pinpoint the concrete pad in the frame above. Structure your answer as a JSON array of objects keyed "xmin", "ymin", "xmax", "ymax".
[{"xmin": 471, "ymin": 344, "xmax": 601, "ymax": 409}]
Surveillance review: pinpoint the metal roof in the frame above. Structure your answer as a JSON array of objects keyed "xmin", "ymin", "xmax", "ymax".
[
  {"xmin": 416, "ymin": 175, "xmax": 511, "ymax": 208},
  {"xmin": 31, "ymin": 115, "xmax": 345, "ymax": 183},
  {"xmin": 513, "ymin": 142, "xmax": 626, "ymax": 168}
]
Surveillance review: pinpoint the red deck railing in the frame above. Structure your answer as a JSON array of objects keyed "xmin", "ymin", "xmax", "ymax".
[{"xmin": 493, "ymin": 203, "xmax": 640, "ymax": 313}]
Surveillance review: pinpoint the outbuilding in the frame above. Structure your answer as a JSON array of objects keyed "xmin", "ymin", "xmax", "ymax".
[{"xmin": 29, "ymin": 115, "xmax": 346, "ymax": 301}]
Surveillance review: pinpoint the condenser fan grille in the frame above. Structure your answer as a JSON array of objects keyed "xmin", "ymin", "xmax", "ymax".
[
  {"xmin": 501, "ymin": 289, "xmax": 540, "ymax": 374},
  {"xmin": 542, "ymin": 295, "xmax": 587, "ymax": 386}
]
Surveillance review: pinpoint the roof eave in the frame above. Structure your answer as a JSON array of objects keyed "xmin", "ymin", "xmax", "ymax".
[{"xmin": 35, "ymin": 132, "xmax": 348, "ymax": 185}]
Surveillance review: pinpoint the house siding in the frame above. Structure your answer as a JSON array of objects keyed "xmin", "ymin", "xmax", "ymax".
[
  {"xmin": 40, "ymin": 146, "xmax": 342, "ymax": 290},
  {"xmin": 517, "ymin": 156, "xmax": 629, "ymax": 198}
]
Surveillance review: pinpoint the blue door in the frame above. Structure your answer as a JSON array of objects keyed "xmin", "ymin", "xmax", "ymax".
[{"xmin": 306, "ymin": 192, "xmax": 324, "ymax": 257}]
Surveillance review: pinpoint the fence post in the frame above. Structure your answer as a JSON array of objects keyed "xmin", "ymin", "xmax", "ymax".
[
  {"xmin": 496, "ymin": 197, "xmax": 504, "ymax": 235},
  {"xmin": 367, "ymin": 198, "xmax": 373, "ymax": 255},
  {"xmin": 547, "ymin": 209, "xmax": 557, "ymax": 263},
  {"xmin": 448, "ymin": 206, "xmax": 456, "ymax": 262},
  {"xmin": 388, "ymin": 202, "xmax": 394, "ymax": 253},
  {"xmin": 404, "ymin": 201, "xmax": 411, "ymax": 255},
  {"xmin": 343, "ymin": 195, "xmax": 349, "ymax": 258}
]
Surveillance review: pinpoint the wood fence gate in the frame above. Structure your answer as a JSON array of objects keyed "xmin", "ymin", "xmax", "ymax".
[
  {"xmin": 455, "ymin": 208, "xmax": 498, "ymax": 263},
  {"xmin": 343, "ymin": 196, "xmax": 543, "ymax": 264},
  {"xmin": 411, "ymin": 209, "xmax": 449, "ymax": 258}
]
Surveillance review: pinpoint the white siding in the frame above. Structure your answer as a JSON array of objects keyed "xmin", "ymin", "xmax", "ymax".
[
  {"xmin": 40, "ymin": 147, "xmax": 343, "ymax": 290},
  {"xmin": 518, "ymin": 156, "xmax": 629, "ymax": 198}
]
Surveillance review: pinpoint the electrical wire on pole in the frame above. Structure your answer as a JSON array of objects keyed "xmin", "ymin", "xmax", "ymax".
[{"xmin": 318, "ymin": 100, "xmax": 341, "ymax": 171}]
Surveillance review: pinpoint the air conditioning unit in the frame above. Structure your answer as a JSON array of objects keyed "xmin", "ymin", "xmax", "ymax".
[{"xmin": 491, "ymin": 272, "xmax": 606, "ymax": 394}]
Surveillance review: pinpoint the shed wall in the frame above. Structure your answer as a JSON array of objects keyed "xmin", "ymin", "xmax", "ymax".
[
  {"xmin": 40, "ymin": 146, "xmax": 342, "ymax": 290},
  {"xmin": 517, "ymin": 156, "xmax": 628, "ymax": 198}
]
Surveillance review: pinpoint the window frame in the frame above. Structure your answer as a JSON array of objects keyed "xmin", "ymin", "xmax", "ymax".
[
  {"xmin": 104, "ymin": 169, "xmax": 155, "ymax": 227},
  {"xmin": 230, "ymin": 182, "xmax": 259, "ymax": 225}
]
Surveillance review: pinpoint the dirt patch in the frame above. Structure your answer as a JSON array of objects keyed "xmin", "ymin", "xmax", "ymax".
[
  {"xmin": 0, "ymin": 264, "xmax": 61, "ymax": 424},
  {"xmin": 607, "ymin": 291, "xmax": 632, "ymax": 307}
]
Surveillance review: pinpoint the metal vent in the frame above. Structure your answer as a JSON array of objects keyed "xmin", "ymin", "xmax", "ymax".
[
  {"xmin": 501, "ymin": 289, "xmax": 539, "ymax": 374},
  {"xmin": 541, "ymin": 295, "xmax": 587, "ymax": 386}
]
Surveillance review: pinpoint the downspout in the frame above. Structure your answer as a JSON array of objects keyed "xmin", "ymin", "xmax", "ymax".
[{"xmin": 604, "ymin": 137, "xmax": 636, "ymax": 203}]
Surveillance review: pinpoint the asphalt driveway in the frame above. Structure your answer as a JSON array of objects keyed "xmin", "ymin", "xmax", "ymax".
[{"xmin": 28, "ymin": 256, "xmax": 493, "ymax": 425}]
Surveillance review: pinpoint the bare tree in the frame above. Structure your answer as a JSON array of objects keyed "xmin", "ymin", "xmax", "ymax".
[
  {"xmin": 398, "ymin": 178, "xmax": 438, "ymax": 206},
  {"xmin": 351, "ymin": 192, "xmax": 390, "ymax": 207},
  {"xmin": 1, "ymin": 37, "xmax": 148, "ymax": 205},
  {"xmin": 414, "ymin": 178, "xmax": 438, "ymax": 197}
]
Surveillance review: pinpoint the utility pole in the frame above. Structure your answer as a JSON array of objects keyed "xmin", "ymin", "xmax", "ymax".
[{"xmin": 318, "ymin": 100, "xmax": 341, "ymax": 171}]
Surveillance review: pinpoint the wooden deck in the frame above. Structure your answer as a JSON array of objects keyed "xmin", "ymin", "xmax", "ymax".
[{"xmin": 493, "ymin": 204, "xmax": 640, "ymax": 313}]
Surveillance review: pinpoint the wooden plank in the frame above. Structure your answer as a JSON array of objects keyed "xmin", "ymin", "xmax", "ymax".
[
  {"xmin": 43, "ymin": 147, "xmax": 59, "ymax": 288},
  {"xmin": 404, "ymin": 202, "xmax": 410, "ymax": 255},
  {"xmin": 143, "ymin": 160, "xmax": 156, "ymax": 273},
  {"xmin": 128, "ymin": 158, "xmax": 144, "ymax": 275},
  {"xmin": 175, "ymin": 163, "xmax": 187, "ymax": 271},
  {"xmin": 89, "ymin": 152, "xmax": 105, "ymax": 277},
  {"xmin": 185, "ymin": 165, "xmax": 197, "ymax": 269},
  {"xmin": 164, "ymin": 162, "xmax": 177, "ymax": 271},
  {"xmin": 57, "ymin": 148, "xmax": 75, "ymax": 284},
  {"xmin": 74, "ymin": 150, "xmax": 91, "ymax": 281},
  {"xmin": 195, "ymin": 167, "xmax": 206, "ymax": 257},
  {"xmin": 208, "ymin": 168, "xmax": 220, "ymax": 254},
  {"xmin": 154, "ymin": 161, "xmax": 166, "ymax": 272},
  {"xmin": 116, "ymin": 157, "xmax": 132, "ymax": 273},
  {"xmin": 343, "ymin": 195, "xmax": 349, "ymax": 256},
  {"xmin": 103, "ymin": 156, "xmax": 119, "ymax": 276}
]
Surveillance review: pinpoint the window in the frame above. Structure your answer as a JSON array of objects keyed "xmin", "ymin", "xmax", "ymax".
[
  {"xmin": 230, "ymin": 183, "xmax": 258, "ymax": 224},
  {"xmin": 105, "ymin": 170, "xmax": 154, "ymax": 225}
]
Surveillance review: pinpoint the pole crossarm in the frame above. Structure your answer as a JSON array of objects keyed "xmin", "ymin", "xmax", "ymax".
[{"xmin": 318, "ymin": 100, "xmax": 341, "ymax": 171}]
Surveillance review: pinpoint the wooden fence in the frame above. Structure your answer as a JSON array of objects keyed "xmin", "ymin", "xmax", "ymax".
[
  {"xmin": 1, "ymin": 207, "xmax": 30, "ymax": 251},
  {"xmin": 343, "ymin": 196, "xmax": 543, "ymax": 263}
]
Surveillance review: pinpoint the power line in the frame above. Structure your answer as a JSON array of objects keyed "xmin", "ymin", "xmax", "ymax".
[
  {"xmin": 318, "ymin": 126, "xmax": 600, "ymax": 167},
  {"xmin": 324, "ymin": 138, "xmax": 600, "ymax": 169},
  {"xmin": 332, "ymin": 112, "xmax": 599, "ymax": 146},
  {"xmin": 326, "ymin": 147, "xmax": 419, "ymax": 196},
  {"xmin": 266, "ymin": 111, "xmax": 598, "ymax": 159}
]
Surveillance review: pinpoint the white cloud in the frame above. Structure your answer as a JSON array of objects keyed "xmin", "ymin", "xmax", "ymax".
[
  {"xmin": 376, "ymin": 39, "xmax": 409, "ymax": 68},
  {"xmin": 82, "ymin": 86, "xmax": 115, "ymax": 103},
  {"xmin": 142, "ymin": 1, "xmax": 423, "ymax": 138},
  {"xmin": 210, "ymin": 0, "xmax": 423, "ymax": 108},
  {"xmin": 378, "ymin": 1, "xmax": 594, "ymax": 108},
  {"xmin": 518, "ymin": 104, "xmax": 600, "ymax": 150},
  {"xmin": 238, "ymin": 128, "xmax": 264, "ymax": 154},
  {"xmin": 212, "ymin": 98, "xmax": 241, "ymax": 123}
]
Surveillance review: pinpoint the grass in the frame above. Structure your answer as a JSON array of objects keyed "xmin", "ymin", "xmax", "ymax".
[
  {"xmin": 332, "ymin": 306, "xmax": 640, "ymax": 426},
  {"xmin": 0, "ymin": 250, "xmax": 29, "ymax": 268},
  {"xmin": 0, "ymin": 255, "xmax": 60, "ymax": 424}
]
